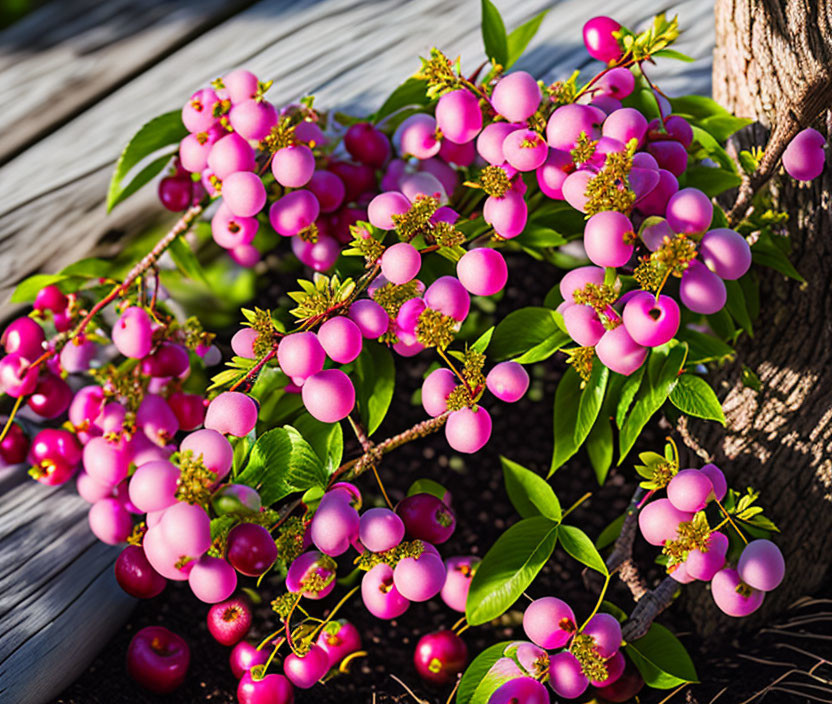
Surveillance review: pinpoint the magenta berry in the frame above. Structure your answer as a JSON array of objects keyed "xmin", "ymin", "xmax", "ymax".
[
  {"xmin": 492, "ymin": 71, "xmax": 541, "ymax": 122},
  {"xmin": 737, "ymin": 539, "xmax": 785, "ymax": 592},
  {"xmin": 483, "ymin": 190, "xmax": 528, "ymax": 238},
  {"xmin": 583, "ymin": 210, "xmax": 634, "ymax": 267},
  {"xmin": 359, "ymin": 507, "xmax": 405, "ymax": 552},
  {"xmin": 308, "ymin": 170, "xmax": 346, "ymax": 213},
  {"xmin": 0, "ymin": 422, "xmax": 29, "ymax": 465},
  {"xmin": 230, "ymin": 641, "xmax": 269, "ymax": 680},
  {"xmin": 397, "ymin": 113, "xmax": 440, "ymax": 159},
  {"xmin": 34, "ymin": 284, "xmax": 69, "ymax": 314},
  {"xmin": 711, "ymin": 567, "xmax": 765, "ymax": 617},
  {"xmin": 445, "ymin": 406, "xmax": 492, "ymax": 453},
  {"xmin": 115, "ymin": 545, "xmax": 166, "ymax": 599},
  {"xmin": 396, "ymin": 493, "xmax": 456, "ymax": 544},
  {"xmin": 158, "ymin": 176, "xmax": 192, "ymax": 211},
  {"xmin": 595, "ymin": 325, "xmax": 648, "ymax": 377},
  {"xmin": 680, "ymin": 260, "xmax": 727, "ymax": 314},
  {"xmin": 227, "ymin": 522, "xmax": 278, "ymax": 576},
  {"xmin": 685, "ymin": 531, "xmax": 729, "ymax": 581},
  {"xmin": 349, "ymin": 299, "xmax": 390, "ymax": 339},
  {"xmin": 362, "ymin": 562, "xmax": 410, "ymax": 619},
  {"xmin": 413, "ymin": 630, "xmax": 468, "ymax": 686},
  {"xmin": 583, "ymin": 16, "xmax": 622, "ymax": 62},
  {"xmin": 317, "ymin": 620, "xmax": 362, "ymax": 668},
  {"xmin": 394, "ymin": 550, "xmax": 446, "ymax": 602},
  {"xmin": 344, "ymin": 123, "xmax": 391, "ymax": 168},
  {"xmin": 648, "ymin": 140, "xmax": 688, "ymax": 176},
  {"xmin": 278, "ymin": 331, "xmax": 325, "ymax": 379},
  {"xmin": 381, "ymin": 242, "xmax": 422, "ymax": 284},
  {"xmin": 700, "ymin": 463, "xmax": 728, "ymax": 502},
  {"xmin": 129, "ymin": 460, "xmax": 180, "ymax": 513},
  {"xmin": 582, "ymin": 613, "xmax": 621, "ymax": 658},
  {"xmin": 0, "ymin": 352, "xmax": 38, "ymax": 397},
  {"xmin": 286, "ymin": 551, "xmax": 336, "ymax": 600},
  {"xmin": 782, "ymin": 127, "xmax": 826, "ymax": 181},
  {"xmin": 424, "ymin": 275, "xmax": 470, "ymax": 321},
  {"xmin": 667, "ymin": 468, "xmax": 715, "ymax": 512},
  {"xmin": 301, "ymin": 369, "xmax": 355, "ymax": 423},
  {"xmin": 699, "ymin": 228, "xmax": 752, "ymax": 280},
  {"xmin": 456, "ymin": 247, "xmax": 507, "ymax": 296},
  {"xmin": 237, "ymin": 671, "xmax": 294, "ymax": 704},
  {"xmin": 127, "ymin": 625, "xmax": 190, "ymax": 694},
  {"xmin": 638, "ymin": 498, "xmax": 694, "ymax": 546},
  {"xmin": 435, "ymin": 88, "xmax": 483, "ymax": 144},
  {"xmin": 486, "ymin": 361, "xmax": 529, "ymax": 403},
  {"xmin": 27, "ymin": 372, "xmax": 72, "ymax": 418},
  {"xmin": 523, "ymin": 597, "xmax": 577, "ymax": 649},
  {"xmin": 421, "ymin": 368, "xmax": 457, "ymax": 416},
  {"xmin": 3, "ymin": 316, "xmax": 45, "ymax": 359},
  {"xmin": 591, "ymin": 651, "xmax": 626, "ymax": 687},
  {"xmin": 441, "ymin": 555, "xmax": 480, "ymax": 612},
  {"xmin": 207, "ymin": 595, "xmax": 252, "ymax": 646},
  {"xmin": 491, "ymin": 676, "xmax": 550, "ymax": 704},
  {"xmin": 167, "ymin": 392, "xmax": 206, "ymax": 431},
  {"xmin": 622, "ymin": 292, "xmax": 680, "ymax": 347},
  {"xmin": 204, "ymin": 391, "xmax": 258, "ymax": 437},
  {"xmin": 549, "ymin": 650, "xmax": 589, "ymax": 699},
  {"xmin": 269, "ymin": 189, "xmax": 320, "ymax": 236},
  {"xmin": 666, "ymin": 188, "xmax": 713, "ymax": 235},
  {"xmin": 140, "ymin": 342, "xmax": 189, "ymax": 378},
  {"xmin": 284, "ymin": 644, "xmax": 330, "ymax": 689}
]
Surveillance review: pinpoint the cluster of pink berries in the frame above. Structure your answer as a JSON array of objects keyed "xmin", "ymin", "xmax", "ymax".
[
  {"xmin": 482, "ymin": 596, "xmax": 629, "ymax": 703},
  {"xmin": 638, "ymin": 463, "xmax": 784, "ymax": 617}
]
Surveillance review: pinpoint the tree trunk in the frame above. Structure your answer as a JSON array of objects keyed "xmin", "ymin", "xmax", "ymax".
[{"xmin": 679, "ymin": 0, "xmax": 832, "ymax": 637}]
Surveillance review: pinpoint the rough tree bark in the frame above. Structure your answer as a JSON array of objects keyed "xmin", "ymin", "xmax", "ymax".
[{"xmin": 678, "ymin": 0, "xmax": 832, "ymax": 637}]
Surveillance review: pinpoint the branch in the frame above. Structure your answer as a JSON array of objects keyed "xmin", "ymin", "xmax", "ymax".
[
  {"xmin": 353, "ymin": 412, "xmax": 450, "ymax": 477},
  {"xmin": 622, "ymin": 576, "xmax": 678, "ymax": 641}
]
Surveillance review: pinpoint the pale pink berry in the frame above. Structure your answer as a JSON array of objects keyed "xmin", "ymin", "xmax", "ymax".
[
  {"xmin": 212, "ymin": 203, "xmax": 258, "ymax": 249},
  {"xmin": 596, "ymin": 68, "xmax": 635, "ymax": 99},
  {"xmin": 563, "ymin": 304, "xmax": 605, "ymax": 347},
  {"xmin": 160, "ymin": 501, "xmax": 212, "ymax": 557},
  {"xmin": 737, "ymin": 539, "xmax": 785, "ymax": 592},
  {"xmin": 561, "ymin": 170, "xmax": 594, "ymax": 212},
  {"xmin": 302, "ymin": 370, "xmax": 355, "ymax": 423},
  {"xmin": 182, "ymin": 88, "xmax": 219, "ymax": 133},
  {"xmin": 425, "ymin": 276, "xmax": 470, "ymax": 321},
  {"xmin": 128, "ymin": 460, "xmax": 180, "ymax": 513},
  {"xmin": 583, "ymin": 211, "xmax": 634, "ymax": 267},
  {"xmin": 445, "ymin": 406, "xmax": 491, "ymax": 453},
  {"xmin": 559, "ymin": 266, "xmax": 605, "ymax": 302},
  {"xmin": 222, "ymin": 171, "xmax": 266, "ymax": 218},
  {"xmin": 317, "ymin": 317, "xmax": 363, "ymax": 364},
  {"xmin": 547, "ymin": 104, "xmax": 602, "ymax": 151},
  {"xmin": 483, "ymin": 190, "xmax": 527, "ymax": 238},
  {"xmin": 638, "ymin": 498, "xmax": 694, "ymax": 546},
  {"xmin": 421, "ymin": 368, "xmax": 457, "ymax": 417},
  {"xmin": 229, "ymin": 99, "xmax": 277, "ymax": 141},
  {"xmin": 207, "ymin": 133, "xmax": 255, "ymax": 180},
  {"xmin": 602, "ymin": 107, "xmax": 647, "ymax": 146},
  {"xmin": 362, "ymin": 563, "xmax": 410, "ymax": 619},
  {"xmin": 523, "ymin": 597, "xmax": 576, "ymax": 649},
  {"xmin": 486, "ymin": 362, "xmax": 529, "ymax": 403},
  {"xmin": 456, "ymin": 248, "xmax": 507, "ymax": 296},
  {"xmin": 667, "ymin": 468, "xmax": 714, "ymax": 512},
  {"xmin": 272, "ymin": 145, "xmax": 316, "ymax": 187},
  {"xmin": 699, "ymin": 228, "xmax": 751, "ymax": 280},
  {"xmin": 393, "ymin": 551, "xmax": 446, "ymax": 601},
  {"xmin": 359, "ymin": 507, "xmax": 405, "ymax": 553},
  {"xmin": 492, "ymin": 71, "xmax": 541, "ymax": 122},
  {"xmin": 622, "ymin": 292, "xmax": 680, "ymax": 347},
  {"xmin": 204, "ymin": 392, "xmax": 258, "ymax": 437},
  {"xmin": 367, "ymin": 191, "xmax": 411, "ymax": 230},
  {"xmin": 595, "ymin": 325, "xmax": 648, "ymax": 376},
  {"xmin": 435, "ymin": 89, "xmax": 482, "ymax": 144},
  {"xmin": 112, "ymin": 307, "xmax": 154, "ymax": 359},
  {"xmin": 711, "ymin": 567, "xmax": 764, "ymax": 617},
  {"xmin": 189, "ymin": 556, "xmax": 237, "ymax": 603},
  {"xmin": 680, "ymin": 260, "xmax": 727, "ymax": 314},
  {"xmin": 224, "ymin": 69, "xmax": 259, "ymax": 103},
  {"xmin": 397, "ymin": 113, "xmax": 440, "ymax": 159},
  {"xmin": 476, "ymin": 122, "xmax": 521, "ymax": 165},
  {"xmin": 180, "ymin": 429, "xmax": 234, "ymax": 481},
  {"xmin": 277, "ymin": 331, "xmax": 325, "ymax": 379},
  {"xmin": 503, "ymin": 129, "xmax": 548, "ymax": 171},
  {"xmin": 284, "ymin": 645, "xmax": 329, "ymax": 689},
  {"xmin": 291, "ymin": 232, "xmax": 340, "ymax": 272},
  {"xmin": 381, "ymin": 243, "xmax": 421, "ymax": 285},
  {"xmin": 269, "ymin": 190, "xmax": 320, "ymax": 236}
]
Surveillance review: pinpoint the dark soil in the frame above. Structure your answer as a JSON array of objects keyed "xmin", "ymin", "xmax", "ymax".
[{"xmin": 53, "ymin": 253, "xmax": 831, "ymax": 704}]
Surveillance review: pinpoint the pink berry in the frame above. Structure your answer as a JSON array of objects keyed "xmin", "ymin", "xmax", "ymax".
[
  {"xmin": 381, "ymin": 242, "xmax": 421, "ymax": 284},
  {"xmin": 700, "ymin": 463, "xmax": 727, "ymax": 502},
  {"xmin": 394, "ymin": 550, "xmax": 446, "ymax": 601},
  {"xmin": 207, "ymin": 595, "xmax": 252, "ymax": 646},
  {"xmin": 142, "ymin": 525, "xmax": 191, "ymax": 581},
  {"xmin": 396, "ymin": 493, "xmax": 456, "ymax": 544},
  {"xmin": 596, "ymin": 68, "xmax": 635, "ymax": 99},
  {"xmin": 699, "ymin": 228, "xmax": 751, "ymax": 280},
  {"xmin": 212, "ymin": 202, "xmax": 259, "ymax": 248},
  {"xmin": 445, "ymin": 406, "xmax": 492, "ymax": 453},
  {"xmin": 27, "ymin": 372, "xmax": 72, "ymax": 418},
  {"xmin": 160, "ymin": 501, "xmax": 212, "ymax": 558},
  {"xmin": 224, "ymin": 69, "xmax": 259, "ymax": 102},
  {"xmin": 563, "ymin": 304, "xmax": 605, "ymax": 347},
  {"xmin": 436, "ymin": 89, "xmax": 483, "ymax": 144},
  {"xmin": 349, "ymin": 299, "xmax": 390, "ymax": 339},
  {"xmin": 189, "ymin": 556, "xmax": 237, "ymax": 603},
  {"xmin": 286, "ymin": 550, "xmax": 336, "ymax": 599},
  {"xmin": 666, "ymin": 188, "xmax": 713, "ymax": 236},
  {"xmin": 76, "ymin": 470, "xmax": 112, "ymax": 503},
  {"xmin": 237, "ymin": 672, "xmax": 293, "ymax": 704},
  {"xmin": 367, "ymin": 191, "xmax": 411, "ymax": 230},
  {"xmin": 667, "ymin": 468, "xmax": 714, "ymax": 512},
  {"xmin": 491, "ymin": 676, "xmax": 550, "ymax": 704},
  {"xmin": 561, "ymin": 170, "xmax": 594, "ymax": 212},
  {"xmin": 549, "ymin": 650, "xmax": 589, "ymax": 699},
  {"xmin": 277, "ymin": 331, "xmax": 325, "ymax": 379},
  {"xmin": 229, "ymin": 99, "xmax": 277, "ymax": 141},
  {"xmin": 638, "ymin": 498, "xmax": 694, "ymax": 546},
  {"xmin": 560, "ymin": 266, "xmax": 605, "ymax": 302},
  {"xmin": 648, "ymin": 141, "xmax": 688, "ymax": 176},
  {"xmin": 583, "ymin": 16, "xmax": 622, "ymax": 63},
  {"xmin": 226, "ymin": 522, "xmax": 278, "ymax": 577},
  {"xmin": 671, "ymin": 561, "xmax": 696, "ymax": 584},
  {"xmin": 582, "ymin": 613, "xmax": 621, "ymax": 658},
  {"xmin": 317, "ymin": 316, "xmax": 363, "ymax": 364},
  {"xmin": 230, "ymin": 244, "xmax": 260, "ymax": 267},
  {"xmin": 231, "ymin": 327, "xmax": 258, "ymax": 360},
  {"xmin": 636, "ymin": 169, "xmax": 679, "ymax": 216},
  {"xmin": 292, "ymin": 233, "xmax": 340, "ymax": 272},
  {"xmin": 421, "ymin": 368, "xmax": 457, "ymax": 416},
  {"xmin": 596, "ymin": 325, "xmax": 648, "ymax": 376},
  {"xmin": 0, "ymin": 352, "xmax": 37, "ymax": 397},
  {"xmin": 140, "ymin": 342, "xmax": 189, "ymax": 378},
  {"xmin": 503, "ymin": 129, "xmax": 548, "ymax": 172},
  {"xmin": 782, "ymin": 127, "xmax": 826, "ymax": 181},
  {"xmin": 272, "ymin": 145, "xmax": 316, "ymax": 187},
  {"xmin": 477, "ymin": 122, "xmax": 521, "ymax": 165},
  {"xmin": 269, "ymin": 189, "xmax": 320, "ymax": 236},
  {"xmin": 310, "ymin": 491, "xmax": 360, "ymax": 556},
  {"xmin": 308, "ymin": 170, "xmax": 346, "ymax": 212},
  {"xmin": 88, "ymin": 497, "xmax": 132, "ymax": 544},
  {"xmin": 301, "ymin": 369, "xmax": 355, "ymax": 423},
  {"xmin": 362, "ymin": 563, "xmax": 410, "ymax": 618},
  {"xmin": 284, "ymin": 644, "xmax": 330, "ymax": 689},
  {"xmin": 711, "ymin": 567, "xmax": 765, "ymax": 617},
  {"xmin": 439, "ymin": 138, "xmax": 476, "ymax": 166},
  {"xmin": 413, "ymin": 630, "xmax": 468, "ymax": 686},
  {"xmin": 547, "ymin": 104, "xmax": 602, "ymax": 151},
  {"xmin": 425, "ymin": 275, "xmax": 470, "ymax": 321},
  {"xmin": 486, "ymin": 361, "xmax": 529, "ymax": 402},
  {"xmin": 127, "ymin": 625, "xmax": 189, "ymax": 694},
  {"xmin": 662, "ymin": 116, "xmax": 694, "ymax": 147},
  {"xmin": 83, "ymin": 436, "xmax": 130, "ymax": 486},
  {"xmin": 128, "ymin": 460, "xmax": 180, "ymax": 513},
  {"xmin": 359, "ymin": 507, "xmax": 405, "ymax": 552},
  {"xmin": 182, "ymin": 88, "xmax": 219, "ymax": 133},
  {"xmin": 440, "ymin": 555, "xmax": 479, "ymax": 612},
  {"xmin": 230, "ymin": 642, "xmax": 269, "ymax": 680},
  {"xmin": 483, "ymin": 189, "xmax": 528, "ymax": 239},
  {"xmin": 222, "ymin": 171, "xmax": 266, "ymax": 217},
  {"xmin": 622, "ymin": 292, "xmax": 680, "ymax": 347},
  {"xmin": 136, "ymin": 394, "xmax": 179, "ymax": 446},
  {"xmin": 34, "ymin": 284, "xmax": 68, "ymax": 314},
  {"xmin": 317, "ymin": 620, "xmax": 361, "ymax": 668},
  {"xmin": 207, "ymin": 133, "xmax": 255, "ymax": 180},
  {"xmin": 2, "ymin": 316, "xmax": 45, "ymax": 359},
  {"xmin": 602, "ymin": 107, "xmax": 647, "ymax": 145},
  {"xmin": 523, "ymin": 597, "xmax": 576, "ymax": 649},
  {"xmin": 680, "ymin": 260, "xmax": 727, "ymax": 314},
  {"xmin": 583, "ymin": 211, "xmax": 634, "ymax": 267},
  {"xmin": 204, "ymin": 391, "xmax": 258, "ymax": 437},
  {"xmin": 397, "ymin": 113, "xmax": 440, "ymax": 159},
  {"xmin": 685, "ymin": 531, "xmax": 729, "ymax": 581},
  {"xmin": 179, "ymin": 126, "xmax": 223, "ymax": 173},
  {"xmin": 115, "ymin": 544, "xmax": 166, "ymax": 599},
  {"xmin": 492, "ymin": 71, "xmax": 541, "ymax": 122},
  {"xmin": 737, "ymin": 539, "xmax": 785, "ymax": 592},
  {"xmin": 395, "ymin": 297, "xmax": 426, "ymax": 345},
  {"xmin": 344, "ymin": 122, "xmax": 391, "ymax": 167}
]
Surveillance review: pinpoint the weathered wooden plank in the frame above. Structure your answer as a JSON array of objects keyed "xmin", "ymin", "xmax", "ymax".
[
  {"xmin": 0, "ymin": 2, "xmax": 716, "ymax": 703},
  {"xmin": 0, "ymin": 0, "xmax": 712, "ymax": 317},
  {"xmin": 0, "ymin": 0, "xmax": 257, "ymax": 163}
]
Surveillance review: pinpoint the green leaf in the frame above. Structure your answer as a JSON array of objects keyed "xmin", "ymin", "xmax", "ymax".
[
  {"xmin": 505, "ymin": 10, "xmax": 548, "ymax": 67},
  {"xmin": 456, "ymin": 641, "xmax": 514, "ymax": 704},
  {"xmin": 618, "ymin": 345, "xmax": 686, "ymax": 463},
  {"xmin": 558, "ymin": 524, "xmax": 608, "ymax": 575},
  {"xmin": 480, "ymin": 0, "xmax": 508, "ymax": 67},
  {"xmin": 615, "ymin": 364, "xmax": 645, "ymax": 428},
  {"xmin": 373, "ymin": 77, "xmax": 430, "ymax": 123},
  {"xmin": 751, "ymin": 230, "xmax": 803, "ymax": 281},
  {"xmin": 724, "ymin": 279, "xmax": 753, "ymax": 335},
  {"xmin": 690, "ymin": 124, "xmax": 735, "ymax": 172},
  {"xmin": 107, "ymin": 111, "xmax": 188, "ymax": 211},
  {"xmin": 669, "ymin": 374, "xmax": 725, "ymax": 424},
  {"xmin": 236, "ymin": 426, "xmax": 326, "ymax": 505},
  {"xmin": 652, "ymin": 48, "xmax": 694, "ymax": 62},
  {"xmin": 516, "ymin": 224, "xmax": 568, "ymax": 248},
  {"xmin": 626, "ymin": 622, "xmax": 698, "ymax": 688},
  {"xmin": 11, "ymin": 274, "xmax": 67, "ymax": 303},
  {"xmin": 596, "ymin": 513, "xmax": 626, "ymax": 550},
  {"xmin": 488, "ymin": 307, "xmax": 569, "ymax": 363},
  {"xmin": 466, "ymin": 517, "xmax": 558, "ymax": 625},
  {"xmin": 549, "ymin": 365, "xmax": 606, "ymax": 476},
  {"xmin": 501, "ymin": 456, "xmax": 561, "ymax": 522},
  {"xmin": 168, "ymin": 236, "xmax": 210, "ymax": 288},
  {"xmin": 407, "ymin": 478, "xmax": 450, "ymax": 501},
  {"xmin": 681, "ymin": 166, "xmax": 742, "ymax": 197},
  {"xmin": 575, "ymin": 363, "xmax": 608, "ymax": 445},
  {"xmin": 698, "ymin": 114, "xmax": 753, "ymax": 143},
  {"xmin": 472, "ymin": 326, "xmax": 494, "ymax": 353},
  {"xmin": 292, "ymin": 413, "xmax": 343, "ymax": 476},
  {"xmin": 354, "ymin": 343, "xmax": 395, "ymax": 435},
  {"xmin": 586, "ymin": 408, "xmax": 614, "ymax": 484},
  {"xmin": 676, "ymin": 328, "xmax": 735, "ymax": 364},
  {"xmin": 60, "ymin": 257, "xmax": 115, "ymax": 279},
  {"xmin": 669, "ymin": 94, "xmax": 734, "ymax": 121}
]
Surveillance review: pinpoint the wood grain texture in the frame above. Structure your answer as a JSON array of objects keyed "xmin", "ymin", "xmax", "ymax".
[{"xmin": 0, "ymin": 1, "xmax": 715, "ymax": 702}]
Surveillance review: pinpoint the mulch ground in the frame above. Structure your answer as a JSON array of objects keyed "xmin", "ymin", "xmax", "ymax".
[{"xmin": 54, "ymin": 254, "xmax": 831, "ymax": 704}]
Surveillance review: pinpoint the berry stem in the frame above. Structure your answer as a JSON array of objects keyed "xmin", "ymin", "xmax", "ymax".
[
  {"xmin": 0, "ymin": 394, "xmax": 24, "ymax": 444},
  {"xmin": 580, "ymin": 572, "xmax": 612, "ymax": 631},
  {"xmin": 562, "ymin": 491, "xmax": 592, "ymax": 520},
  {"xmin": 713, "ymin": 496, "xmax": 749, "ymax": 545},
  {"xmin": 306, "ymin": 585, "xmax": 360, "ymax": 643}
]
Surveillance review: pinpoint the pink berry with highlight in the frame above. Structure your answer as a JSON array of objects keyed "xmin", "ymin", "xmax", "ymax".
[
  {"xmin": 596, "ymin": 325, "xmax": 648, "ymax": 376},
  {"xmin": 486, "ymin": 361, "xmax": 529, "ymax": 403},
  {"xmin": 737, "ymin": 539, "xmax": 785, "ymax": 592},
  {"xmin": 711, "ymin": 568, "xmax": 764, "ymax": 617},
  {"xmin": 359, "ymin": 508, "xmax": 405, "ymax": 552},
  {"xmin": 381, "ymin": 242, "xmax": 421, "ymax": 284},
  {"xmin": 492, "ymin": 71, "xmax": 542, "ymax": 122},
  {"xmin": 622, "ymin": 292, "xmax": 680, "ymax": 347},
  {"xmin": 549, "ymin": 651, "xmax": 589, "ymax": 699},
  {"xmin": 680, "ymin": 260, "xmax": 727, "ymax": 315},
  {"xmin": 204, "ymin": 391, "xmax": 258, "ymax": 437},
  {"xmin": 699, "ymin": 228, "xmax": 752, "ymax": 280},
  {"xmin": 638, "ymin": 498, "xmax": 694, "ymax": 546},
  {"xmin": 782, "ymin": 127, "xmax": 826, "ymax": 181},
  {"xmin": 583, "ymin": 16, "xmax": 622, "ymax": 63},
  {"xmin": 667, "ymin": 468, "xmax": 715, "ymax": 512},
  {"xmin": 523, "ymin": 597, "xmax": 576, "ymax": 649},
  {"xmin": 445, "ymin": 406, "xmax": 492, "ymax": 453},
  {"xmin": 302, "ymin": 369, "xmax": 355, "ymax": 423},
  {"xmin": 188, "ymin": 556, "xmax": 237, "ymax": 603},
  {"xmin": 317, "ymin": 316, "xmax": 363, "ymax": 364},
  {"xmin": 436, "ymin": 89, "xmax": 483, "ymax": 144},
  {"xmin": 666, "ymin": 188, "xmax": 713, "ymax": 235},
  {"xmin": 583, "ymin": 210, "xmax": 634, "ymax": 267},
  {"xmin": 269, "ymin": 189, "xmax": 320, "ymax": 236},
  {"xmin": 362, "ymin": 563, "xmax": 410, "ymax": 619}
]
